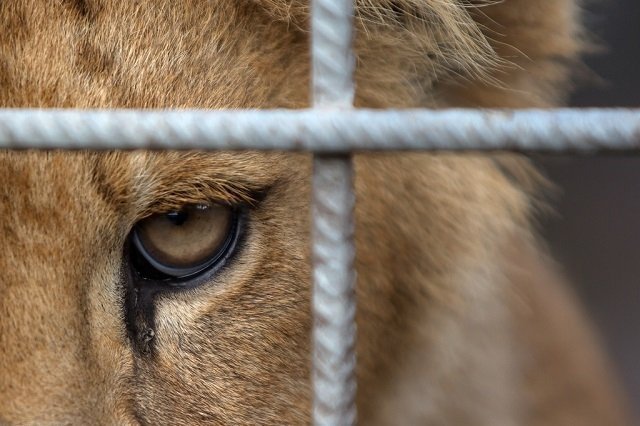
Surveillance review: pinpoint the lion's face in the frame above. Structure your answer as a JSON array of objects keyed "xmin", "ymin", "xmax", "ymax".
[
  {"xmin": 0, "ymin": 150, "xmax": 314, "ymax": 423},
  {"xmin": 1, "ymin": 2, "xmax": 317, "ymax": 422},
  {"xmin": 0, "ymin": 0, "xmax": 596, "ymax": 424}
]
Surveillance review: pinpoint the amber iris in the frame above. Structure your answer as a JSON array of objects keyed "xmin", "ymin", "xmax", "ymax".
[{"xmin": 132, "ymin": 204, "xmax": 234, "ymax": 278}]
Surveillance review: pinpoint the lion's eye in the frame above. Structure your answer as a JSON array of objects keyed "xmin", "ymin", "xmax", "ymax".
[{"xmin": 130, "ymin": 204, "xmax": 238, "ymax": 280}]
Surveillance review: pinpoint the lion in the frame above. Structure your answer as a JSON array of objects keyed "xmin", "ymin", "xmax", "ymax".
[{"xmin": 0, "ymin": 0, "xmax": 632, "ymax": 424}]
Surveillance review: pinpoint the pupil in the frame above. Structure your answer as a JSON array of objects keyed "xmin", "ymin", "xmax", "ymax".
[{"xmin": 166, "ymin": 210, "xmax": 188, "ymax": 226}]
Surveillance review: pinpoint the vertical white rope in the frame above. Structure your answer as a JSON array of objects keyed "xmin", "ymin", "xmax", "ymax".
[
  {"xmin": 311, "ymin": 0, "xmax": 357, "ymax": 425},
  {"xmin": 312, "ymin": 156, "xmax": 357, "ymax": 426},
  {"xmin": 311, "ymin": 0, "xmax": 355, "ymax": 107}
]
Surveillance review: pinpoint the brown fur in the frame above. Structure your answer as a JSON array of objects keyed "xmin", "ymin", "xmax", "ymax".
[{"xmin": 0, "ymin": 0, "xmax": 631, "ymax": 424}]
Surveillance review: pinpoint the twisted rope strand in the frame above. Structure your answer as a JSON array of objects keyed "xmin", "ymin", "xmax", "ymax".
[
  {"xmin": 0, "ymin": 109, "xmax": 638, "ymax": 152},
  {"xmin": 312, "ymin": 156, "xmax": 357, "ymax": 426},
  {"xmin": 312, "ymin": 0, "xmax": 355, "ymax": 107},
  {"xmin": 311, "ymin": 0, "xmax": 357, "ymax": 424}
]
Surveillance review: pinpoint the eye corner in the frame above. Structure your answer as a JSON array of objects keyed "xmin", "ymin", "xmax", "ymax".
[
  {"xmin": 246, "ymin": 185, "xmax": 272, "ymax": 206},
  {"xmin": 224, "ymin": 186, "xmax": 271, "ymax": 211}
]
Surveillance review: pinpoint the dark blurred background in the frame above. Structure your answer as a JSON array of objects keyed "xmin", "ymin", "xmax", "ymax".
[{"xmin": 537, "ymin": 0, "xmax": 640, "ymax": 413}]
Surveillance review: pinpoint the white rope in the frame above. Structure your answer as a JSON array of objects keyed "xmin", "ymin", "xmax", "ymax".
[
  {"xmin": 0, "ymin": 109, "xmax": 638, "ymax": 152},
  {"xmin": 312, "ymin": 0, "xmax": 355, "ymax": 107},
  {"xmin": 310, "ymin": 0, "xmax": 357, "ymax": 425},
  {"xmin": 311, "ymin": 155, "xmax": 357, "ymax": 426}
]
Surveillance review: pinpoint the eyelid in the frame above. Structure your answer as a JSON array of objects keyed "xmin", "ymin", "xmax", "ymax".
[{"xmin": 136, "ymin": 185, "xmax": 270, "ymax": 223}]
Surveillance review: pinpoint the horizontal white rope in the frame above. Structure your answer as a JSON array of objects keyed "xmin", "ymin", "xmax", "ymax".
[{"xmin": 0, "ymin": 108, "xmax": 638, "ymax": 152}]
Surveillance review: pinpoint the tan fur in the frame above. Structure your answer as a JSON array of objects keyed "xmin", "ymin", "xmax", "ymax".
[{"xmin": 0, "ymin": 0, "xmax": 631, "ymax": 424}]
